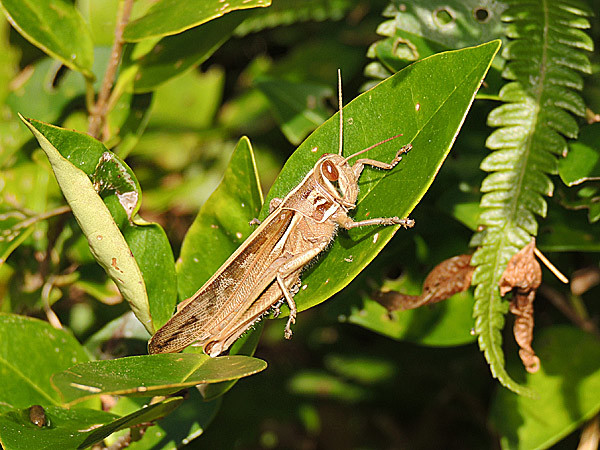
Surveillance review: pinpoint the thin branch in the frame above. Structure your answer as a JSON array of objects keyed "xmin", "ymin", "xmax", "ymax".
[
  {"xmin": 533, "ymin": 247, "xmax": 569, "ymax": 284},
  {"xmin": 8, "ymin": 205, "xmax": 71, "ymax": 231},
  {"xmin": 88, "ymin": 0, "xmax": 135, "ymax": 139},
  {"xmin": 538, "ymin": 284, "xmax": 599, "ymax": 337}
]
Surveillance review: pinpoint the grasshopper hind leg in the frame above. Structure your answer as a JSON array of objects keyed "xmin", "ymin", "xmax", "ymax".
[{"xmin": 276, "ymin": 274, "xmax": 297, "ymax": 339}]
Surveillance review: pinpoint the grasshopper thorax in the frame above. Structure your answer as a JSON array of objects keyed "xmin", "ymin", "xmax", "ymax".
[{"xmin": 314, "ymin": 153, "xmax": 358, "ymax": 210}]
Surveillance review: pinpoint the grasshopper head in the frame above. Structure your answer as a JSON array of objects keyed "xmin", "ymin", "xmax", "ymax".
[{"xmin": 315, "ymin": 154, "xmax": 358, "ymax": 209}]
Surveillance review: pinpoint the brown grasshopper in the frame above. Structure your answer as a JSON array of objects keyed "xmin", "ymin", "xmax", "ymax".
[{"xmin": 149, "ymin": 72, "xmax": 414, "ymax": 356}]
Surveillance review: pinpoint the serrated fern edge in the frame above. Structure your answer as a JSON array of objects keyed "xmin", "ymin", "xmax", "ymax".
[{"xmin": 471, "ymin": 0, "xmax": 592, "ymax": 395}]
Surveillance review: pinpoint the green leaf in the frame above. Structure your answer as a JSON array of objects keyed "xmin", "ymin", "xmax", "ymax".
[
  {"xmin": 123, "ymin": 0, "xmax": 270, "ymax": 41},
  {"xmin": 0, "ymin": 406, "xmax": 117, "ymax": 450},
  {"xmin": 0, "ymin": 313, "xmax": 91, "ymax": 411},
  {"xmin": 51, "ymin": 354, "xmax": 267, "ymax": 405},
  {"xmin": 148, "ymin": 67, "xmax": 224, "ymax": 130},
  {"xmin": 123, "ymin": 218, "xmax": 177, "ymax": 329},
  {"xmin": 490, "ymin": 325, "xmax": 600, "ymax": 450},
  {"xmin": 265, "ymin": 41, "xmax": 500, "ymax": 314},
  {"xmin": 20, "ymin": 119, "xmax": 177, "ymax": 334},
  {"xmin": 538, "ymin": 204, "xmax": 600, "ymax": 252},
  {"xmin": 20, "ymin": 116, "xmax": 154, "ymax": 333},
  {"xmin": 5, "ymin": 48, "xmax": 114, "ymax": 131},
  {"xmin": 78, "ymin": 0, "xmax": 119, "ymax": 46},
  {"xmin": 199, "ymin": 321, "xmax": 265, "ymax": 401},
  {"xmin": 23, "ymin": 118, "xmax": 177, "ymax": 331},
  {"xmin": 177, "ymin": 136, "xmax": 263, "ymax": 300},
  {"xmin": 83, "ymin": 312, "xmax": 150, "ymax": 359},
  {"xmin": 125, "ymin": 10, "xmax": 251, "ymax": 93},
  {"xmin": 255, "ymin": 77, "xmax": 333, "ymax": 145},
  {"xmin": 233, "ymin": 0, "xmax": 354, "ymax": 36},
  {"xmin": 0, "ymin": 398, "xmax": 182, "ymax": 450},
  {"xmin": 559, "ymin": 123, "xmax": 600, "ymax": 186},
  {"xmin": 0, "ymin": 0, "xmax": 94, "ymax": 77},
  {"xmin": 366, "ymin": 0, "xmax": 506, "ymax": 95},
  {"xmin": 346, "ymin": 289, "xmax": 476, "ymax": 347},
  {"xmin": 110, "ymin": 390, "xmax": 219, "ymax": 449},
  {"xmin": 77, "ymin": 397, "xmax": 183, "ymax": 449}
]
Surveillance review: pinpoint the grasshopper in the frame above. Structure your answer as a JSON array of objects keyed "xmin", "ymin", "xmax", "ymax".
[{"xmin": 149, "ymin": 71, "xmax": 414, "ymax": 356}]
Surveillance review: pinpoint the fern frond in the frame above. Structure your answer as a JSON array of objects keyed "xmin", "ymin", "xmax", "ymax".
[
  {"xmin": 471, "ymin": 0, "xmax": 592, "ymax": 395},
  {"xmin": 234, "ymin": 0, "xmax": 353, "ymax": 36}
]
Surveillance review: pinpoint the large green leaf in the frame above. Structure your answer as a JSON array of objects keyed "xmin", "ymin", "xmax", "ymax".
[
  {"xmin": 0, "ymin": 0, "xmax": 93, "ymax": 77},
  {"xmin": 490, "ymin": 325, "xmax": 600, "ymax": 449},
  {"xmin": 263, "ymin": 41, "xmax": 500, "ymax": 314},
  {"xmin": 52, "ymin": 354, "xmax": 267, "ymax": 405},
  {"xmin": 21, "ymin": 117, "xmax": 177, "ymax": 333},
  {"xmin": 0, "ymin": 314, "xmax": 91, "ymax": 412},
  {"xmin": 0, "ymin": 397, "xmax": 182, "ymax": 450},
  {"xmin": 0, "ymin": 406, "xmax": 117, "ymax": 450},
  {"xmin": 123, "ymin": 0, "xmax": 270, "ymax": 41},
  {"xmin": 125, "ymin": 10, "xmax": 251, "ymax": 93}
]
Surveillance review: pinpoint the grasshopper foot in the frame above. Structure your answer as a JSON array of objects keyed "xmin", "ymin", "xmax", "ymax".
[{"xmin": 284, "ymin": 314, "xmax": 296, "ymax": 340}]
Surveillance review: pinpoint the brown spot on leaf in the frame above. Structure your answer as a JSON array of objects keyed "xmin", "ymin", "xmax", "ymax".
[
  {"xmin": 111, "ymin": 257, "xmax": 123, "ymax": 273},
  {"xmin": 499, "ymin": 239, "xmax": 542, "ymax": 373},
  {"xmin": 374, "ymin": 254, "xmax": 474, "ymax": 311}
]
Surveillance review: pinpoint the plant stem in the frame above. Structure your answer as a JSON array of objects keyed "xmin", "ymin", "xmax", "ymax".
[
  {"xmin": 88, "ymin": 0, "xmax": 134, "ymax": 139},
  {"xmin": 11, "ymin": 205, "xmax": 72, "ymax": 231}
]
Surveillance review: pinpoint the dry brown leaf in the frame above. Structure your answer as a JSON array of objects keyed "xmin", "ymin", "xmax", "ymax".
[
  {"xmin": 499, "ymin": 239, "xmax": 542, "ymax": 373},
  {"xmin": 373, "ymin": 291, "xmax": 425, "ymax": 312},
  {"xmin": 499, "ymin": 240, "xmax": 542, "ymax": 296},
  {"xmin": 510, "ymin": 291, "xmax": 540, "ymax": 373},
  {"xmin": 374, "ymin": 254, "xmax": 474, "ymax": 312}
]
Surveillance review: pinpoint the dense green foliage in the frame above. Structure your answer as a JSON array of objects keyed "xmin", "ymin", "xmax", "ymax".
[{"xmin": 0, "ymin": 0, "xmax": 599, "ymax": 448}]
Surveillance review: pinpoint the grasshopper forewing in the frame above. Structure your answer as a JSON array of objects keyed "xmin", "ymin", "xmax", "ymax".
[{"xmin": 149, "ymin": 72, "xmax": 414, "ymax": 357}]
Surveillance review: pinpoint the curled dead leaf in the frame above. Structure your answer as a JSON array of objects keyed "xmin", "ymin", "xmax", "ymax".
[
  {"xmin": 374, "ymin": 254, "xmax": 474, "ymax": 312},
  {"xmin": 499, "ymin": 239, "xmax": 542, "ymax": 373},
  {"xmin": 510, "ymin": 291, "xmax": 540, "ymax": 373},
  {"xmin": 499, "ymin": 240, "xmax": 541, "ymax": 296}
]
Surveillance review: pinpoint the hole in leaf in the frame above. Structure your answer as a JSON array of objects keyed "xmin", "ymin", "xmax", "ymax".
[
  {"xmin": 433, "ymin": 7, "xmax": 455, "ymax": 27},
  {"xmin": 473, "ymin": 7, "xmax": 490, "ymax": 23}
]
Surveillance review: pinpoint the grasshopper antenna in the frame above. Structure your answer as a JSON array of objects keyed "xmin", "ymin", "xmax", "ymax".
[
  {"xmin": 344, "ymin": 134, "xmax": 406, "ymax": 163},
  {"xmin": 338, "ymin": 68, "xmax": 343, "ymax": 156}
]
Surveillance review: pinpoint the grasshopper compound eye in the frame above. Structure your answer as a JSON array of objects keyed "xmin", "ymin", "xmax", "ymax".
[{"xmin": 322, "ymin": 160, "xmax": 339, "ymax": 181}]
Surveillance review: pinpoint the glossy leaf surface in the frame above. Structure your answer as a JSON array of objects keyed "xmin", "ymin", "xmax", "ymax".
[
  {"xmin": 265, "ymin": 41, "xmax": 501, "ymax": 313},
  {"xmin": 0, "ymin": 0, "xmax": 93, "ymax": 76},
  {"xmin": 52, "ymin": 354, "xmax": 267, "ymax": 405},
  {"xmin": 123, "ymin": 0, "xmax": 270, "ymax": 41},
  {"xmin": 21, "ymin": 117, "xmax": 177, "ymax": 333},
  {"xmin": 0, "ymin": 314, "xmax": 90, "ymax": 411}
]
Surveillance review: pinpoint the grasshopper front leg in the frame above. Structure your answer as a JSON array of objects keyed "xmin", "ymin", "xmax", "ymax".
[{"xmin": 337, "ymin": 215, "xmax": 415, "ymax": 230}]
